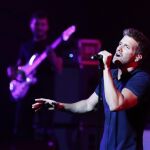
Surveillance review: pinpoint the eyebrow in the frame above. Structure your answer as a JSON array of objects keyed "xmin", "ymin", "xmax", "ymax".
[{"xmin": 119, "ymin": 41, "xmax": 131, "ymax": 47}]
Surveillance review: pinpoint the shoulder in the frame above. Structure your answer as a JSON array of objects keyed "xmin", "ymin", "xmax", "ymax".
[
  {"xmin": 20, "ymin": 39, "xmax": 33, "ymax": 49},
  {"xmin": 131, "ymin": 69, "xmax": 150, "ymax": 83},
  {"xmin": 21, "ymin": 39, "xmax": 33, "ymax": 46},
  {"xmin": 125, "ymin": 69, "xmax": 150, "ymax": 99},
  {"xmin": 19, "ymin": 40, "xmax": 35, "ymax": 56}
]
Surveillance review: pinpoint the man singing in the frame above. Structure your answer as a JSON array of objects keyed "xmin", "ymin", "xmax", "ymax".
[{"xmin": 32, "ymin": 28, "xmax": 150, "ymax": 150}]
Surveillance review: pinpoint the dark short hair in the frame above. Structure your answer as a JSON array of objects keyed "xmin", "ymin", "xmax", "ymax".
[
  {"xmin": 123, "ymin": 28, "xmax": 150, "ymax": 58},
  {"xmin": 30, "ymin": 11, "xmax": 48, "ymax": 21},
  {"xmin": 123, "ymin": 28, "xmax": 150, "ymax": 70}
]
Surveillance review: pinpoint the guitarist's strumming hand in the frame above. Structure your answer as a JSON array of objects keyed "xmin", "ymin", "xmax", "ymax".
[{"xmin": 32, "ymin": 98, "xmax": 64, "ymax": 112}]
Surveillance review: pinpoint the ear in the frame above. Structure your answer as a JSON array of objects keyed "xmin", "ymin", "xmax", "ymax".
[
  {"xmin": 29, "ymin": 18, "xmax": 35, "ymax": 31},
  {"xmin": 30, "ymin": 21, "xmax": 33, "ymax": 31},
  {"xmin": 135, "ymin": 54, "xmax": 142, "ymax": 62}
]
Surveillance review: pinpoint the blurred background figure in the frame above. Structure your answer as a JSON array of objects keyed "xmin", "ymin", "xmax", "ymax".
[{"xmin": 7, "ymin": 11, "xmax": 63, "ymax": 143}]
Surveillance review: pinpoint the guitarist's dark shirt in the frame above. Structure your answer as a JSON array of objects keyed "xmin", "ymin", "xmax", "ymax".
[{"xmin": 18, "ymin": 38, "xmax": 62, "ymax": 98}]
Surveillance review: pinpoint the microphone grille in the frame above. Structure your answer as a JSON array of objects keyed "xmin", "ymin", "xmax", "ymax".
[{"xmin": 91, "ymin": 56, "xmax": 94, "ymax": 60}]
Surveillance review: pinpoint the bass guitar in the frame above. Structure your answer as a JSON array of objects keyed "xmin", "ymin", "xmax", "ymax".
[{"xmin": 9, "ymin": 25, "xmax": 76, "ymax": 101}]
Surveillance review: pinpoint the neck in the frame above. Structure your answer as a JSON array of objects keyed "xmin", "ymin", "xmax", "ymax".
[
  {"xmin": 33, "ymin": 35, "xmax": 47, "ymax": 42},
  {"xmin": 117, "ymin": 65, "xmax": 138, "ymax": 80}
]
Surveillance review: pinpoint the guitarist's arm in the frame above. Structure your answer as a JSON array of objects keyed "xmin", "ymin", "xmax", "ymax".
[
  {"xmin": 17, "ymin": 43, "xmax": 28, "ymax": 66},
  {"xmin": 48, "ymin": 51, "xmax": 63, "ymax": 73},
  {"xmin": 7, "ymin": 45, "xmax": 26, "ymax": 79}
]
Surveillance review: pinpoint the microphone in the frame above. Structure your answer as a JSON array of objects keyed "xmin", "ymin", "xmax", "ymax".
[{"xmin": 91, "ymin": 54, "xmax": 103, "ymax": 60}]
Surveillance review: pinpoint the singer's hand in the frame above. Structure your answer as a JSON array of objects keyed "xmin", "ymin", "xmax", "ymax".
[
  {"xmin": 32, "ymin": 98, "xmax": 57, "ymax": 112},
  {"xmin": 98, "ymin": 50, "xmax": 112, "ymax": 69}
]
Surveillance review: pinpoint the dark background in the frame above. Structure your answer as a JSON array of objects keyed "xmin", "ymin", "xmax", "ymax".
[
  {"xmin": 0, "ymin": 0, "xmax": 150, "ymax": 149},
  {"xmin": 1, "ymin": 0, "xmax": 150, "ymax": 68}
]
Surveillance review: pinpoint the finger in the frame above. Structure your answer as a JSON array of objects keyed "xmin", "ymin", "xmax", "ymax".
[
  {"xmin": 35, "ymin": 107, "xmax": 41, "ymax": 112},
  {"xmin": 35, "ymin": 98, "xmax": 45, "ymax": 101},
  {"xmin": 33, "ymin": 106, "xmax": 42, "ymax": 112},
  {"xmin": 48, "ymin": 107, "xmax": 55, "ymax": 110},
  {"xmin": 34, "ymin": 100, "xmax": 45, "ymax": 104},
  {"xmin": 32, "ymin": 103, "xmax": 43, "ymax": 109},
  {"xmin": 35, "ymin": 98, "xmax": 50, "ymax": 102},
  {"xmin": 34, "ymin": 99, "xmax": 46, "ymax": 104}
]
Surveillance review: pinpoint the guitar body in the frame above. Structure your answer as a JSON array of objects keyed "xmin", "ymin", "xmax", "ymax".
[
  {"xmin": 10, "ymin": 79, "xmax": 31, "ymax": 101},
  {"xmin": 10, "ymin": 54, "xmax": 38, "ymax": 101}
]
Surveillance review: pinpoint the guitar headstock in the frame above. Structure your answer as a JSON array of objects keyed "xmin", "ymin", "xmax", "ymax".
[{"xmin": 62, "ymin": 25, "xmax": 76, "ymax": 41}]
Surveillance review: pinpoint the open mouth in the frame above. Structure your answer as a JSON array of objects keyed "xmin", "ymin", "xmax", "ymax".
[{"xmin": 115, "ymin": 53, "xmax": 121, "ymax": 57}]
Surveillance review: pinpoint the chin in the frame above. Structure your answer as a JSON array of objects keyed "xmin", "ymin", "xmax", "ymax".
[
  {"xmin": 113, "ymin": 57, "xmax": 124, "ymax": 67},
  {"xmin": 112, "ymin": 57, "xmax": 119, "ymax": 64}
]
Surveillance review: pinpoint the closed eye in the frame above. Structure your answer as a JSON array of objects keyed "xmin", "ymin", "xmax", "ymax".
[
  {"xmin": 124, "ymin": 44, "xmax": 130, "ymax": 49},
  {"xmin": 119, "ymin": 42, "xmax": 122, "ymax": 46}
]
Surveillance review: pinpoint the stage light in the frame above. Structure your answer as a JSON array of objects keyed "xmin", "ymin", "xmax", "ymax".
[{"xmin": 69, "ymin": 53, "xmax": 74, "ymax": 58}]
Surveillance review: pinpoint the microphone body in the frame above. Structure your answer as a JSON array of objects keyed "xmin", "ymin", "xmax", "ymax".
[{"xmin": 91, "ymin": 54, "xmax": 103, "ymax": 60}]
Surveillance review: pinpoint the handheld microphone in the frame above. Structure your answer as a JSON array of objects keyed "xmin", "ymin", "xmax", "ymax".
[{"xmin": 91, "ymin": 54, "xmax": 103, "ymax": 60}]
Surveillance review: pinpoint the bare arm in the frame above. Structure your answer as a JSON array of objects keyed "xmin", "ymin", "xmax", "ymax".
[
  {"xmin": 100, "ymin": 50, "xmax": 138, "ymax": 111},
  {"xmin": 64, "ymin": 92, "xmax": 99, "ymax": 113},
  {"xmin": 32, "ymin": 92, "xmax": 99, "ymax": 113},
  {"xmin": 103, "ymin": 68, "xmax": 137, "ymax": 111}
]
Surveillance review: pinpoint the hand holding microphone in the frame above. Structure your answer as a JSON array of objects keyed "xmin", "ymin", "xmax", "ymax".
[{"xmin": 91, "ymin": 50, "xmax": 113, "ymax": 69}]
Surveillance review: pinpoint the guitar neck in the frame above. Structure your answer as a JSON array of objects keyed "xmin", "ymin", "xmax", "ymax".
[{"xmin": 26, "ymin": 36, "xmax": 63, "ymax": 75}]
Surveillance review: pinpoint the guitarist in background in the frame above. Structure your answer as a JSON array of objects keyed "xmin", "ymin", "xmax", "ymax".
[{"xmin": 8, "ymin": 11, "xmax": 63, "ymax": 141}]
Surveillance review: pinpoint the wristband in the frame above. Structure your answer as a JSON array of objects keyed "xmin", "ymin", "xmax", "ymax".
[{"xmin": 52, "ymin": 102, "xmax": 65, "ymax": 110}]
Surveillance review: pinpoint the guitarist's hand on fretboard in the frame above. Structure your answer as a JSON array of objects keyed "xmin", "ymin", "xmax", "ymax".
[{"xmin": 7, "ymin": 66, "xmax": 17, "ymax": 80}]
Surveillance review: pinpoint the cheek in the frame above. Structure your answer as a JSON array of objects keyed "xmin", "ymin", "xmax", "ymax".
[
  {"xmin": 30, "ymin": 23, "xmax": 36, "ymax": 31},
  {"xmin": 38, "ymin": 25, "xmax": 48, "ymax": 31},
  {"xmin": 123, "ymin": 50, "xmax": 135, "ymax": 61},
  {"xmin": 43, "ymin": 25, "xmax": 49, "ymax": 31}
]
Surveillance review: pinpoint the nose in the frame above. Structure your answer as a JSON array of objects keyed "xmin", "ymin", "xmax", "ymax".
[{"xmin": 117, "ymin": 45, "xmax": 123, "ymax": 52}]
